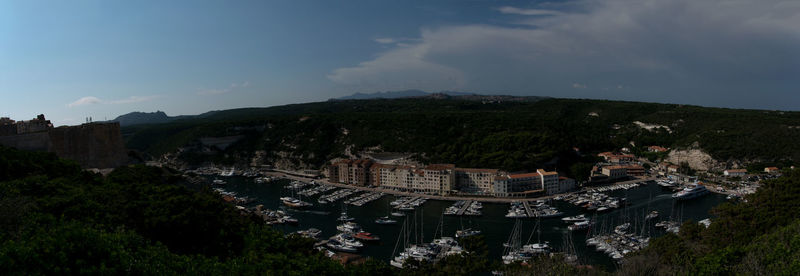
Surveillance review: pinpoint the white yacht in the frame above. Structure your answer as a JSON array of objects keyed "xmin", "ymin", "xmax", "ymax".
[{"xmin": 672, "ymin": 184, "xmax": 710, "ymax": 200}]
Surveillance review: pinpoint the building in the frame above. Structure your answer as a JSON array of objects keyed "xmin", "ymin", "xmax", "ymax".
[
  {"xmin": 601, "ymin": 165, "xmax": 628, "ymax": 180},
  {"xmin": 723, "ymin": 169, "xmax": 747, "ymax": 177},
  {"xmin": 557, "ymin": 177, "xmax": 576, "ymax": 194},
  {"xmin": 455, "ymin": 168, "xmax": 498, "ymax": 195},
  {"xmin": 622, "ymin": 164, "xmax": 646, "ymax": 177},
  {"xmin": 0, "ymin": 114, "xmax": 53, "ymax": 136},
  {"xmin": 330, "ymin": 159, "xmax": 374, "ymax": 186},
  {"xmin": 597, "ymin": 152, "xmax": 635, "ymax": 163},
  {"xmin": 537, "ymin": 169, "xmax": 561, "ymax": 195},
  {"xmin": 328, "ymin": 158, "xmax": 574, "ymax": 197},
  {"xmin": 764, "ymin": 167, "xmax": 780, "ymax": 173},
  {"xmin": 648, "ymin": 146, "xmax": 669, "ymax": 152},
  {"xmin": 667, "ymin": 165, "xmax": 679, "ymax": 173}
]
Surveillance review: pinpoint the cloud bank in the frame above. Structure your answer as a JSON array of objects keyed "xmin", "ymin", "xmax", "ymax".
[{"xmin": 329, "ymin": 0, "xmax": 800, "ymax": 109}]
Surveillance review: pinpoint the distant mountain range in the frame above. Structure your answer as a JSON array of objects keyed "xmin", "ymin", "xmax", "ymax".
[
  {"xmin": 110, "ymin": 111, "xmax": 218, "ymax": 126},
  {"xmin": 333, "ymin": 90, "xmax": 475, "ymax": 100}
]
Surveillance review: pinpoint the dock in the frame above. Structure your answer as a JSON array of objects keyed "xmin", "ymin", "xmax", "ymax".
[
  {"xmin": 455, "ymin": 200, "xmax": 475, "ymax": 216},
  {"xmin": 397, "ymin": 196, "xmax": 420, "ymax": 206},
  {"xmin": 522, "ymin": 201, "xmax": 535, "ymax": 217}
]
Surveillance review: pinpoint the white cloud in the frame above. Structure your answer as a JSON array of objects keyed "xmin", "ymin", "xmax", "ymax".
[
  {"xmin": 572, "ymin": 83, "xmax": 587, "ymax": 89},
  {"xmin": 374, "ymin": 38, "xmax": 396, "ymax": 44},
  {"xmin": 198, "ymin": 81, "xmax": 250, "ymax": 95},
  {"xmin": 496, "ymin": 6, "xmax": 563, "ymax": 16},
  {"xmin": 67, "ymin": 95, "xmax": 159, "ymax": 107},
  {"xmin": 68, "ymin": 96, "xmax": 102, "ymax": 107},
  {"xmin": 329, "ymin": 0, "xmax": 800, "ymax": 107}
]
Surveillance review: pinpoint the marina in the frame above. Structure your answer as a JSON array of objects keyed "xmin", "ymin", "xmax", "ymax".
[{"xmin": 212, "ymin": 177, "xmax": 728, "ymax": 270}]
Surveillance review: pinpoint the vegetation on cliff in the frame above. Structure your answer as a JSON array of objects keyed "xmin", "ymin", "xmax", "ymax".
[{"xmin": 123, "ymin": 97, "xmax": 800, "ymax": 173}]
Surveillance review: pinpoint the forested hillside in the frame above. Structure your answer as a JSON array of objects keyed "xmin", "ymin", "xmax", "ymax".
[
  {"xmin": 122, "ymin": 97, "xmax": 800, "ymax": 174},
  {"xmin": 1, "ymin": 146, "xmax": 798, "ymax": 274}
]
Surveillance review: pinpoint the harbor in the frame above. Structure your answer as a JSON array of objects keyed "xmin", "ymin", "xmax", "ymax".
[{"xmin": 211, "ymin": 176, "xmax": 728, "ymax": 270}]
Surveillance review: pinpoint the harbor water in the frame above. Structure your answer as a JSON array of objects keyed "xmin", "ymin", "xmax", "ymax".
[{"xmin": 218, "ymin": 177, "xmax": 727, "ymax": 270}]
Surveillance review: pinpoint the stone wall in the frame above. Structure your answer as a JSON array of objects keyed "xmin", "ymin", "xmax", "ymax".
[
  {"xmin": 0, "ymin": 131, "xmax": 53, "ymax": 152},
  {"xmin": 0, "ymin": 122, "xmax": 128, "ymax": 169},
  {"xmin": 49, "ymin": 123, "xmax": 128, "ymax": 169}
]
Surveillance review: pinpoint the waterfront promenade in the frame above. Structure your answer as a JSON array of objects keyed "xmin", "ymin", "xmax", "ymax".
[{"xmin": 265, "ymin": 171, "xmax": 656, "ymax": 203}]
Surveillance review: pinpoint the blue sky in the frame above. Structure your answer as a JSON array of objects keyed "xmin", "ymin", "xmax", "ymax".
[{"xmin": 1, "ymin": 0, "xmax": 799, "ymax": 126}]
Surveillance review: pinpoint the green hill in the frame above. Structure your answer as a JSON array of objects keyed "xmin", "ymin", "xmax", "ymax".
[{"xmin": 122, "ymin": 96, "xmax": 800, "ymax": 173}]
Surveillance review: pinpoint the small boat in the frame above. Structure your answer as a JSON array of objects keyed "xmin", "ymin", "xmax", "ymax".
[
  {"xmin": 212, "ymin": 179, "xmax": 226, "ymax": 185},
  {"xmin": 455, "ymin": 228, "xmax": 481, "ymax": 238},
  {"xmin": 337, "ymin": 211, "xmax": 355, "ymax": 222},
  {"xmin": 295, "ymin": 228, "xmax": 322, "ymax": 239},
  {"xmin": 614, "ymin": 223, "xmax": 631, "ymax": 234},
  {"xmin": 280, "ymin": 197, "xmax": 313, "ymax": 208},
  {"xmin": 375, "ymin": 216, "xmax": 398, "ymax": 225},
  {"xmin": 353, "ymin": 231, "xmax": 381, "ymax": 242},
  {"xmin": 391, "ymin": 212, "xmax": 405, "ymax": 217},
  {"xmin": 568, "ymin": 220, "xmax": 592, "ymax": 231},
  {"xmin": 283, "ymin": 216, "xmax": 299, "ymax": 224},
  {"xmin": 326, "ymin": 239, "xmax": 358, "ymax": 253},
  {"xmin": 645, "ymin": 211, "xmax": 659, "ymax": 220},
  {"xmin": 561, "ymin": 214, "xmax": 587, "ymax": 223},
  {"xmin": 337, "ymin": 222, "xmax": 361, "ymax": 233}
]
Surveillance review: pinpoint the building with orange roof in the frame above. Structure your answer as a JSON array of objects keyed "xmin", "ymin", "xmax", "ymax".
[
  {"xmin": 648, "ymin": 146, "xmax": 669, "ymax": 153},
  {"xmin": 724, "ymin": 169, "xmax": 747, "ymax": 177},
  {"xmin": 764, "ymin": 167, "xmax": 780, "ymax": 173}
]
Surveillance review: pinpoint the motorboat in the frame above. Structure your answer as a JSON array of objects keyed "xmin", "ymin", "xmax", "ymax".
[
  {"xmin": 455, "ymin": 228, "xmax": 481, "ymax": 238},
  {"xmin": 337, "ymin": 211, "xmax": 355, "ymax": 222},
  {"xmin": 645, "ymin": 210, "xmax": 659, "ymax": 220},
  {"xmin": 561, "ymin": 214, "xmax": 587, "ymax": 223},
  {"xmin": 353, "ymin": 231, "xmax": 381, "ymax": 242},
  {"xmin": 568, "ymin": 220, "xmax": 592, "ymax": 231},
  {"xmin": 280, "ymin": 197, "xmax": 313, "ymax": 208},
  {"xmin": 672, "ymin": 184, "xmax": 710, "ymax": 200},
  {"xmin": 336, "ymin": 222, "xmax": 361, "ymax": 233},
  {"xmin": 326, "ymin": 239, "xmax": 358, "ymax": 253},
  {"xmin": 375, "ymin": 216, "xmax": 398, "ymax": 225}
]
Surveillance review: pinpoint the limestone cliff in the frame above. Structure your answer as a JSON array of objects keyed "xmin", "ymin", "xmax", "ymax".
[{"xmin": 666, "ymin": 148, "xmax": 723, "ymax": 172}]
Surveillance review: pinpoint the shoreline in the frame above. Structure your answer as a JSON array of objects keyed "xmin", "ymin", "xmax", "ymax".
[{"xmin": 264, "ymin": 172, "xmax": 658, "ymax": 203}]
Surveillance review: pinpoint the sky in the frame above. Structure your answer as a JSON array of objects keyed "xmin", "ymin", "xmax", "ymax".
[{"xmin": 1, "ymin": 0, "xmax": 799, "ymax": 126}]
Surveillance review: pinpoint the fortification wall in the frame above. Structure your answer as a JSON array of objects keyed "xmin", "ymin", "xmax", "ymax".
[
  {"xmin": 49, "ymin": 123, "xmax": 128, "ymax": 169},
  {"xmin": 0, "ymin": 131, "xmax": 53, "ymax": 152}
]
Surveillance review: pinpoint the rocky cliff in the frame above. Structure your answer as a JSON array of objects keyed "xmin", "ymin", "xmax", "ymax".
[{"xmin": 666, "ymin": 148, "xmax": 723, "ymax": 172}]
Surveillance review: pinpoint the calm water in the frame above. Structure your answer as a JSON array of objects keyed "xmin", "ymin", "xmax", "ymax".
[{"xmin": 219, "ymin": 177, "xmax": 727, "ymax": 270}]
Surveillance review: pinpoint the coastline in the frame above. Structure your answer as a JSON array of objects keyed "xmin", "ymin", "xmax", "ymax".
[{"xmin": 264, "ymin": 171, "xmax": 658, "ymax": 203}]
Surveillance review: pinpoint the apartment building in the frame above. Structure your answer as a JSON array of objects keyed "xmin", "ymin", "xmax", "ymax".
[{"xmin": 455, "ymin": 168, "xmax": 498, "ymax": 195}]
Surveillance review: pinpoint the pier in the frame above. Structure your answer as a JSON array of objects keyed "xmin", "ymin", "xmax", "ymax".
[
  {"xmin": 522, "ymin": 201, "xmax": 535, "ymax": 217},
  {"xmin": 456, "ymin": 200, "xmax": 475, "ymax": 216}
]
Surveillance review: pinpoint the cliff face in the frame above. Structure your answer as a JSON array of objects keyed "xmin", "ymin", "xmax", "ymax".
[
  {"xmin": 49, "ymin": 123, "xmax": 128, "ymax": 169},
  {"xmin": 666, "ymin": 148, "xmax": 723, "ymax": 172}
]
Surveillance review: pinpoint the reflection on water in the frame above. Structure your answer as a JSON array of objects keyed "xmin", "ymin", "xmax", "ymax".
[{"xmin": 218, "ymin": 177, "xmax": 727, "ymax": 271}]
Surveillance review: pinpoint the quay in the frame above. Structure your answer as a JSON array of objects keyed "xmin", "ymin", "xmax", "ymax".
[
  {"xmin": 265, "ymin": 171, "xmax": 659, "ymax": 203},
  {"xmin": 394, "ymin": 196, "xmax": 421, "ymax": 208},
  {"xmin": 455, "ymin": 200, "xmax": 474, "ymax": 216}
]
